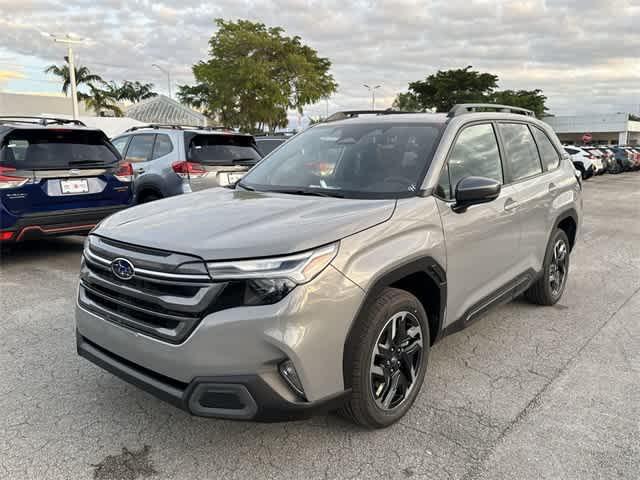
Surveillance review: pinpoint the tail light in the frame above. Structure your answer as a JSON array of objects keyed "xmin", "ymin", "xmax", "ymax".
[
  {"xmin": 0, "ymin": 231, "xmax": 15, "ymax": 241},
  {"xmin": 114, "ymin": 162, "xmax": 133, "ymax": 182},
  {"xmin": 172, "ymin": 161, "xmax": 207, "ymax": 179},
  {"xmin": 0, "ymin": 166, "xmax": 30, "ymax": 189}
]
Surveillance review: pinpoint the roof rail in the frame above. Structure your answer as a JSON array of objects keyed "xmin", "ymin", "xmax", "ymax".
[
  {"xmin": 0, "ymin": 116, "xmax": 87, "ymax": 127},
  {"xmin": 124, "ymin": 124, "xmax": 232, "ymax": 133},
  {"xmin": 447, "ymin": 104, "xmax": 535, "ymax": 118},
  {"xmin": 325, "ymin": 109, "xmax": 418, "ymax": 122}
]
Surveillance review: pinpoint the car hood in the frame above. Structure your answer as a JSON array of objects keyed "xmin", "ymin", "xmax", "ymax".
[{"xmin": 95, "ymin": 188, "xmax": 396, "ymax": 260}]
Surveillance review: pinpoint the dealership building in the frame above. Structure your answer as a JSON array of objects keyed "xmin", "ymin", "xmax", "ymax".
[{"xmin": 542, "ymin": 113, "xmax": 640, "ymax": 146}]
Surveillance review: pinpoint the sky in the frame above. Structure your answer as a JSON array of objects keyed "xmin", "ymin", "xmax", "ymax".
[{"xmin": 0, "ymin": 0, "xmax": 639, "ymax": 119}]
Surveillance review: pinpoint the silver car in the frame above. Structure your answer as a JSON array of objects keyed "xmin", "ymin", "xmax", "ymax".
[
  {"xmin": 76, "ymin": 104, "xmax": 582, "ymax": 428},
  {"xmin": 111, "ymin": 125, "xmax": 261, "ymax": 204}
]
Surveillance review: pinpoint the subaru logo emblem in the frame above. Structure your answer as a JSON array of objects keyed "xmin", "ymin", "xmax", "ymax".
[{"xmin": 111, "ymin": 258, "xmax": 135, "ymax": 280}]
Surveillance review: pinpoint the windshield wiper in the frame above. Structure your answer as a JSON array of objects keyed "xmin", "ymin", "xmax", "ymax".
[
  {"xmin": 236, "ymin": 182, "xmax": 255, "ymax": 191},
  {"xmin": 267, "ymin": 188, "xmax": 344, "ymax": 198}
]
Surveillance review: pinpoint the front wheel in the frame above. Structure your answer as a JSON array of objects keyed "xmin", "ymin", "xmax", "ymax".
[
  {"xmin": 525, "ymin": 229, "xmax": 571, "ymax": 305},
  {"xmin": 339, "ymin": 288, "xmax": 430, "ymax": 428}
]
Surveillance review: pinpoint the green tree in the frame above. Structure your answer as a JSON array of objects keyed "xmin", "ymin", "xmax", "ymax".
[
  {"xmin": 393, "ymin": 66, "xmax": 548, "ymax": 116},
  {"xmin": 392, "ymin": 92, "xmax": 423, "ymax": 111},
  {"xmin": 84, "ymin": 84, "xmax": 123, "ymax": 117},
  {"xmin": 115, "ymin": 81, "xmax": 158, "ymax": 103},
  {"xmin": 489, "ymin": 89, "xmax": 548, "ymax": 117},
  {"xmin": 179, "ymin": 19, "xmax": 337, "ymax": 132},
  {"xmin": 408, "ymin": 66, "xmax": 498, "ymax": 112},
  {"xmin": 44, "ymin": 58, "xmax": 103, "ymax": 97}
]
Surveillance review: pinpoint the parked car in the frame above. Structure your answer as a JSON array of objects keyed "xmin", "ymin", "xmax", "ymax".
[
  {"xmin": 610, "ymin": 146, "xmax": 636, "ymax": 172},
  {"xmin": 564, "ymin": 146, "xmax": 596, "ymax": 179},
  {"xmin": 581, "ymin": 147, "xmax": 606, "ymax": 175},
  {"xmin": 111, "ymin": 125, "xmax": 262, "ymax": 204},
  {"xmin": 76, "ymin": 104, "xmax": 581, "ymax": 428},
  {"xmin": 0, "ymin": 116, "xmax": 132, "ymax": 244},
  {"xmin": 254, "ymin": 134, "xmax": 290, "ymax": 157}
]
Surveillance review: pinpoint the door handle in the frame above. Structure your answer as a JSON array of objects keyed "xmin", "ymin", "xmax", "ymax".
[
  {"xmin": 548, "ymin": 182, "xmax": 558, "ymax": 193},
  {"xmin": 135, "ymin": 168, "xmax": 145, "ymax": 174},
  {"xmin": 504, "ymin": 198, "xmax": 518, "ymax": 211}
]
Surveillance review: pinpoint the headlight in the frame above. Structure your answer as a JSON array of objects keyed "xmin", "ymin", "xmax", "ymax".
[
  {"xmin": 206, "ymin": 243, "xmax": 339, "ymax": 307},
  {"xmin": 206, "ymin": 242, "xmax": 339, "ymax": 284}
]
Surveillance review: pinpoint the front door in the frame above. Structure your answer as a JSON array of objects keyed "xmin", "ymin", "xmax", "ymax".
[{"xmin": 433, "ymin": 123, "xmax": 521, "ymax": 326}]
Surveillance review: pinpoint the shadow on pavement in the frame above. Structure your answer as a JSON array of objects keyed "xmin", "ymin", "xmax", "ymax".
[{"xmin": 0, "ymin": 235, "xmax": 85, "ymax": 266}]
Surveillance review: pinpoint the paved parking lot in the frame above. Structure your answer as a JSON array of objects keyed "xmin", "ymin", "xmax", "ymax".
[{"xmin": 1, "ymin": 174, "xmax": 638, "ymax": 480}]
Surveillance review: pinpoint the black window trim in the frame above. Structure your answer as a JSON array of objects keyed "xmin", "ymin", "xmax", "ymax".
[
  {"xmin": 495, "ymin": 120, "xmax": 548, "ymax": 186},
  {"xmin": 433, "ymin": 120, "xmax": 506, "ymax": 202},
  {"xmin": 530, "ymin": 125, "xmax": 562, "ymax": 173}
]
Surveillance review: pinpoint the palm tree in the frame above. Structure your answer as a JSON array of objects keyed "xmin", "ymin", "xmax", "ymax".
[
  {"xmin": 116, "ymin": 81, "xmax": 157, "ymax": 103},
  {"xmin": 44, "ymin": 58, "xmax": 103, "ymax": 96},
  {"xmin": 84, "ymin": 84, "xmax": 123, "ymax": 117}
]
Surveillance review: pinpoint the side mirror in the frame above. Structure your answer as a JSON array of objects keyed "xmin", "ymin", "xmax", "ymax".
[{"xmin": 453, "ymin": 176, "xmax": 501, "ymax": 213}]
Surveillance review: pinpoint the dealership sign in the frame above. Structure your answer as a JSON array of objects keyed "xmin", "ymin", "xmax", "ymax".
[{"xmin": 582, "ymin": 133, "xmax": 593, "ymax": 143}]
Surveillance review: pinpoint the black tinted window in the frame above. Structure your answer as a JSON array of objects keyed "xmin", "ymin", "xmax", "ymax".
[
  {"xmin": 499, "ymin": 124, "xmax": 542, "ymax": 181},
  {"xmin": 188, "ymin": 134, "xmax": 261, "ymax": 165},
  {"xmin": 256, "ymin": 139, "xmax": 285, "ymax": 156},
  {"xmin": 0, "ymin": 129, "xmax": 118, "ymax": 169},
  {"xmin": 532, "ymin": 128, "xmax": 560, "ymax": 170},
  {"xmin": 445, "ymin": 124, "xmax": 503, "ymax": 199},
  {"xmin": 125, "ymin": 134, "xmax": 155, "ymax": 163},
  {"xmin": 152, "ymin": 134, "xmax": 173, "ymax": 159}
]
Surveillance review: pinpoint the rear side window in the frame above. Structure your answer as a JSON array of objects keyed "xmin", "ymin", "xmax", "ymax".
[
  {"xmin": 125, "ymin": 134, "xmax": 155, "ymax": 163},
  {"xmin": 498, "ymin": 123, "xmax": 542, "ymax": 182},
  {"xmin": 441, "ymin": 123, "xmax": 503, "ymax": 200},
  {"xmin": 256, "ymin": 139, "xmax": 284, "ymax": 156},
  {"xmin": 0, "ymin": 129, "xmax": 118, "ymax": 169},
  {"xmin": 152, "ymin": 134, "xmax": 173, "ymax": 159},
  {"xmin": 188, "ymin": 134, "xmax": 261, "ymax": 165},
  {"xmin": 532, "ymin": 128, "xmax": 560, "ymax": 170}
]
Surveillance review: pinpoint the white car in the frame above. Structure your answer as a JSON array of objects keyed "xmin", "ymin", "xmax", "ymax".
[{"xmin": 564, "ymin": 146, "xmax": 597, "ymax": 179}]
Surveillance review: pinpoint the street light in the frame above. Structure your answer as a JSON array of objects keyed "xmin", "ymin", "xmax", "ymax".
[
  {"xmin": 363, "ymin": 84, "xmax": 381, "ymax": 110},
  {"xmin": 43, "ymin": 33, "xmax": 86, "ymax": 120},
  {"xmin": 152, "ymin": 64, "xmax": 171, "ymax": 99}
]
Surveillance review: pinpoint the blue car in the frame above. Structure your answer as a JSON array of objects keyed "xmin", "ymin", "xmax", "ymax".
[{"xmin": 0, "ymin": 116, "xmax": 133, "ymax": 243}]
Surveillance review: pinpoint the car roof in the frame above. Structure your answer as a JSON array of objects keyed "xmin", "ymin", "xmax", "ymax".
[
  {"xmin": 121, "ymin": 124, "xmax": 252, "ymax": 137},
  {"xmin": 0, "ymin": 116, "xmax": 105, "ymax": 134}
]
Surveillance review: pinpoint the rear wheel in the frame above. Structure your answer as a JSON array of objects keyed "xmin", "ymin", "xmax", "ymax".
[
  {"xmin": 339, "ymin": 288, "xmax": 429, "ymax": 428},
  {"xmin": 138, "ymin": 192, "xmax": 161, "ymax": 204},
  {"xmin": 525, "ymin": 229, "xmax": 571, "ymax": 305}
]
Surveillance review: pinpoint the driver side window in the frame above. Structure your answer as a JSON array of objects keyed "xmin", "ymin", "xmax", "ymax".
[{"xmin": 438, "ymin": 123, "xmax": 503, "ymax": 200}]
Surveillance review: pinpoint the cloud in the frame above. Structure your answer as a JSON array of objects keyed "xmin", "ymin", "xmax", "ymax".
[{"xmin": 0, "ymin": 0, "xmax": 638, "ymax": 116}]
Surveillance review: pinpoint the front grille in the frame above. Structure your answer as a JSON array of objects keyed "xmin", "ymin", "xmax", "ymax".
[{"xmin": 79, "ymin": 235, "xmax": 225, "ymax": 344}]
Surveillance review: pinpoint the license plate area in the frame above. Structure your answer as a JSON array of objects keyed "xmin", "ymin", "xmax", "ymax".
[
  {"xmin": 60, "ymin": 179, "xmax": 90, "ymax": 194},
  {"xmin": 227, "ymin": 173, "xmax": 244, "ymax": 184}
]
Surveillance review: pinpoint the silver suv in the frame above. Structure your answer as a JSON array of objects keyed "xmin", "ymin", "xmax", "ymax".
[
  {"xmin": 76, "ymin": 104, "xmax": 582, "ymax": 428},
  {"xmin": 111, "ymin": 125, "xmax": 261, "ymax": 204}
]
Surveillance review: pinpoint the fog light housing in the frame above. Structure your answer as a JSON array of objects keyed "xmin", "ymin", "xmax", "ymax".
[{"xmin": 279, "ymin": 360, "xmax": 306, "ymax": 399}]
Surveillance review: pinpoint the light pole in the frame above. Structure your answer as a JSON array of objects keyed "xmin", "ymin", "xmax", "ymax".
[
  {"xmin": 44, "ymin": 33, "xmax": 85, "ymax": 120},
  {"xmin": 152, "ymin": 64, "xmax": 171, "ymax": 99},
  {"xmin": 363, "ymin": 84, "xmax": 381, "ymax": 110}
]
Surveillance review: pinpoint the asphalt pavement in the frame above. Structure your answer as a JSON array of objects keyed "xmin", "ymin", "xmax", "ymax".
[{"xmin": 1, "ymin": 173, "xmax": 638, "ymax": 480}]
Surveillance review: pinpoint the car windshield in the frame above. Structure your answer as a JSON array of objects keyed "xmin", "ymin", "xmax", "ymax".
[
  {"xmin": 0, "ymin": 129, "xmax": 119, "ymax": 170},
  {"xmin": 240, "ymin": 122, "xmax": 443, "ymax": 198}
]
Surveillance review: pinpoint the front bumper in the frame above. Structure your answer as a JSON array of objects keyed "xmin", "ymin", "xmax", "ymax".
[
  {"xmin": 1, "ymin": 205, "xmax": 126, "ymax": 242},
  {"xmin": 77, "ymin": 333, "xmax": 349, "ymax": 421},
  {"xmin": 76, "ymin": 264, "xmax": 364, "ymax": 419}
]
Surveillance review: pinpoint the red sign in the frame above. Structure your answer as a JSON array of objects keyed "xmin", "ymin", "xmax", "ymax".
[{"xmin": 582, "ymin": 133, "xmax": 592, "ymax": 143}]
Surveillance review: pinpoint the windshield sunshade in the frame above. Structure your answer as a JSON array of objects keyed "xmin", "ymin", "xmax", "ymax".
[{"xmin": 0, "ymin": 129, "xmax": 119, "ymax": 170}]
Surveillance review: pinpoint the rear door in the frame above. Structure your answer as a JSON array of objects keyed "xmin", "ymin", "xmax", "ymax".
[
  {"xmin": 123, "ymin": 134, "xmax": 156, "ymax": 181},
  {"xmin": 0, "ymin": 128, "xmax": 129, "ymax": 216},
  {"xmin": 185, "ymin": 132, "xmax": 261, "ymax": 191}
]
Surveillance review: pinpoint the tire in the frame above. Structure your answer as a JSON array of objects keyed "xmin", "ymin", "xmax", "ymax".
[
  {"xmin": 525, "ymin": 229, "xmax": 571, "ymax": 306},
  {"xmin": 138, "ymin": 192, "xmax": 161, "ymax": 204},
  {"xmin": 574, "ymin": 163, "xmax": 586, "ymax": 180},
  {"xmin": 339, "ymin": 287, "xmax": 430, "ymax": 429}
]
